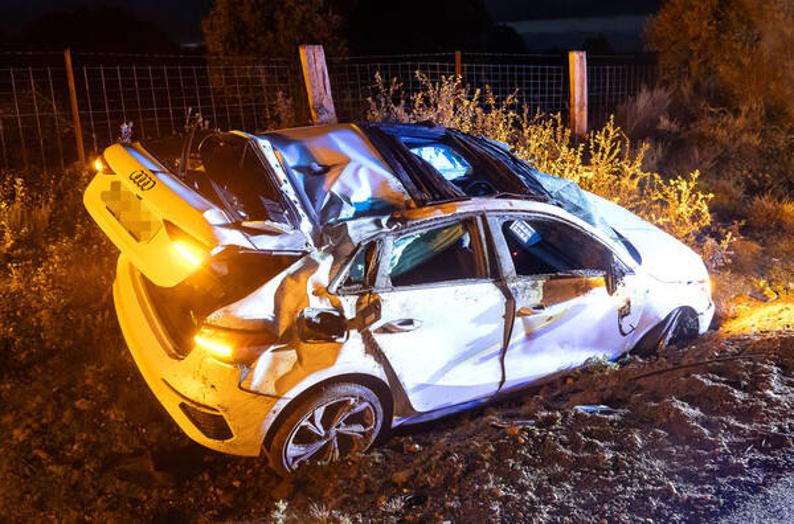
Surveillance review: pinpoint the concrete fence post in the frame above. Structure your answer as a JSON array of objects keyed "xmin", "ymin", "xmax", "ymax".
[
  {"xmin": 63, "ymin": 48, "xmax": 86, "ymax": 164},
  {"xmin": 299, "ymin": 45, "xmax": 337, "ymax": 125},
  {"xmin": 568, "ymin": 50, "xmax": 588, "ymax": 138}
]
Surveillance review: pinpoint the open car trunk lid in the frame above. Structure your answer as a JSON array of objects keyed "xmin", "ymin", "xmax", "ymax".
[{"xmin": 84, "ymin": 142, "xmax": 255, "ymax": 287}]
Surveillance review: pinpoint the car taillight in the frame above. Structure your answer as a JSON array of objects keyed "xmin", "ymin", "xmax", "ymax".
[
  {"xmin": 164, "ymin": 221, "xmax": 209, "ymax": 268},
  {"xmin": 93, "ymin": 154, "xmax": 113, "ymax": 174},
  {"xmin": 193, "ymin": 324, "xmax": 277, "ymax": 364},
  {"xmin": 172, "ymin": 238, "xmax": 207, "ymax": 268}
]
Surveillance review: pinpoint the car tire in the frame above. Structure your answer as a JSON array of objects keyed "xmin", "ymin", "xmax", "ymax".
[
  {"xmin": 267, "ymin": 382, "xmax": 384, "ymax": 476},
  {"xmin": 632, "ymin": 309, "xmax": 682, "ymax": 358}
]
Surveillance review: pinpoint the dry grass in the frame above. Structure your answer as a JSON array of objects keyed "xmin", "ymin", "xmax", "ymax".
[
  {"xmin": 747, "ymin": 193, "xmax": 794, "ymax": 234},
  {"xmin": 615, "ymin": 85, "xmax": 675, "ymax": 138},
  {"xmin": 0, "ymin": 177, "xmax": 54, "ymax": 258},
  {"xmin": 0, "ymin": 168, "xmax": 116, "ymax": 369}
]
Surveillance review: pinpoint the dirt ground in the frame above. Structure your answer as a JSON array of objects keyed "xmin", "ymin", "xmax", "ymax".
[{"xmin": 2, "ymin": 294, "xmax": 793, "ymax": 522}]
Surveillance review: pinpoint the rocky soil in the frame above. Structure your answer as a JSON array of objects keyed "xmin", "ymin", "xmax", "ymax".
[{"xmin": 3, "ymin": 300, "xmax": 794, "ymax": 522}]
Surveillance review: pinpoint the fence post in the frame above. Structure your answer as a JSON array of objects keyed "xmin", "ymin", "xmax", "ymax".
[
  {"xmin": 63, "ymin": 48, "xmax": 86, "ymax": 164},
  {"xmin": 568, "ymin": 50, "xmax": 588, "ymax": 138},
  {"xmin": 299, "ymin": 45, "xmax": 337, "ymax": 125},
  {"xmin": 454, "ymin": 50, "xmax": 462, "ymax": 78}
]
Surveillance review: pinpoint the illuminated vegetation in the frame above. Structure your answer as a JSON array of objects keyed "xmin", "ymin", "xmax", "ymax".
[{"xmin": 367, "ymin": 72, "xmax": 713, "ymax": 245}]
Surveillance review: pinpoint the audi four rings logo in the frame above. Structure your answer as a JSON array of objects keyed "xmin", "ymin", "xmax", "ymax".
[{"xmin": 129, "ymin": 170, "xmax": 156, "ymax": 191}]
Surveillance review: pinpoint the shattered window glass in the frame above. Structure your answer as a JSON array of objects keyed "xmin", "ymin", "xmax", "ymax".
[
  {"xmin": 502, "ymin": 219, "xmax": 612, "ymax": 277},
  {"xmin": 195, "ymin": 134, "xmax": 289, "ymax": 222},
  {"xmin": 409, "ymin": 145, "xmax": 472, "ymax": 181},
  {"xmin": 389, "ymin": 221, "xmax": 481, "ymax": 287},
  {"xmin": 341, "ymin": 242, "xmax": 376, "ymax": 290}
]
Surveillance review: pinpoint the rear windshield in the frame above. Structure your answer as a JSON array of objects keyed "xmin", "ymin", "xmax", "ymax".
[
  {"xmin": 144, "ymin": 132, "xmax": 292, "ymax": 225},
  {"xmin": 260, "ymin": 127, "xmax": 413, "ymax": 224}
]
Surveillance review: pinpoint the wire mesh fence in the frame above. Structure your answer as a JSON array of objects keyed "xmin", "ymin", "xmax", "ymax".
[
  {"xmin": 76, "ymin": 59, "xmax": 296, "ymax": 154},
  {"xmin": 329, "ymin": 53, "xmax": 569, "ymax": 121},
  {"xmin": 0, "ymin": 57, "xmax": 72, "ymax": 172},
  {"xmin": 588, "ymin": 59, "xmax": 658, "ymax": 128},
  {"xmin": 0, "ymin": 51, "xmax": 301, "ymax": 173},
  {"xmin": 329, "ymin": 53, "xmax": 458, "ymax": 120},
  {"xmin": 0, "ymin": 50, "xmax": 658, "ymax": 174},
  {"xmin": 462, "ymin": 54, "xmax": 567, "ymax": 115}
]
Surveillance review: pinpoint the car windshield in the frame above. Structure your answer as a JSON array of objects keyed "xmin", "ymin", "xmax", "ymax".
[{"xmin": 259, "ymin": 126, "xmax": 413, "ymax": 224}]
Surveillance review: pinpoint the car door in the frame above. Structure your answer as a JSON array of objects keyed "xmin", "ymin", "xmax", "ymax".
[
  {"xmin": 365, "ymin": 216, "xmax": 507, "ymax": 413},
  {"xmin": 490, "ymin": 213, "xmax": 644, "ymax": 391}
]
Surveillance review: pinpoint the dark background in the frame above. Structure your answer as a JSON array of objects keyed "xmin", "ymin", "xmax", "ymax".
[{"xmin": 0, "ymin": 0, "xmax": 662, "ymax": 54}]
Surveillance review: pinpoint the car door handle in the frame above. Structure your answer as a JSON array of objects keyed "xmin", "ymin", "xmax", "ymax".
[
  {"xmin": 375, "ymin": 318, "xmax": 422, "ymax": 334},
  {"xmin": 517, "ymin": 304, "xmax": 546, "ymax": 317}
]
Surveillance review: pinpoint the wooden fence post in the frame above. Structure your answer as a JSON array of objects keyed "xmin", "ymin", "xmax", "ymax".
[
  {"xmin": 568, "ymin": 50, "xmax": 588, "ymax": 138},
  {"xmin": 63, "ymin": 48, "xmax": 86, "ymax": 164},
  {"xmin": 299, "ymin": 45, "xmax": 337, "ymax": 125},
  {"xmin": 454, "ymin": 50, "xmax": 462, "ymax": 78}
]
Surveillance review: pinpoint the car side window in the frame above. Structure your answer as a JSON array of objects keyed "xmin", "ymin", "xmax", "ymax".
[
  {"xmin": 501, "ymin": 218, "xmax": 612, "ymax": 277},
  {"xmin": 338, "ymin": 241, "xmax": 378, "ymax": 292},
  {"xmin": 388, "ymin": 219, "xmax": 484, "ymax": 287}
]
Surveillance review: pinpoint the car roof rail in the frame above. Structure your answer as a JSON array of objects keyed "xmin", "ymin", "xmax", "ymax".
[{"xmin": 492, "ymin": 192, "xmax": 551, "ymax": 203}]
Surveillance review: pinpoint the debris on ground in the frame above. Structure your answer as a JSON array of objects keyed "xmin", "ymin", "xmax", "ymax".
[{"xmin": 3, "ymin": 299, "xmax": 794, "ymax": 521}]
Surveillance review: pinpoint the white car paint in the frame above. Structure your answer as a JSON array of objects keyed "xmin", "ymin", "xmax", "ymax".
[{"xmin": 85, "ymin": 124, "xmax": 714, "ymax": 460}]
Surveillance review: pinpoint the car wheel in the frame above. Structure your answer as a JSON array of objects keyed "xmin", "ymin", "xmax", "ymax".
[{"xmin": 268, "ymin": 382, "xmax": 384, "ymax": 476}]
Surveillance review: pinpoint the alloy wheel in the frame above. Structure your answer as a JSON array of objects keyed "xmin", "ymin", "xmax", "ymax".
[{"xmin": 283, "ymin": 395, "xmax": 378, "ymax": 470}]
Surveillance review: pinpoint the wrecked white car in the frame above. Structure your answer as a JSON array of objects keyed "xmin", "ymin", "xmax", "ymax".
[{"xmin": 84, "ymin": 123, "xmax": 714, "ymax": 474}]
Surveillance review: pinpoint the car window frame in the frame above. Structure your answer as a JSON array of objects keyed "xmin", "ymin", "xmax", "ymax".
[
  {"xmin": 376, "ymin": 214, "xmax": 494, "ymax": 292},
  {"xmin": 488, "ymin": 212, "xmax": 631, "ymax": 282},
  {"xmin": 330, "ymin": 237, "xmax": 386, "ymax": 296}
]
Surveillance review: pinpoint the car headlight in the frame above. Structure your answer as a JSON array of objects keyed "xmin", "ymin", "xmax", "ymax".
[
  {"xmin": 172, "ymin": 238, "xmax": 206, "ymax": 267},
  {"xmin": 702, "ymin": 274, "xmax": 713, "ymax": 296}
]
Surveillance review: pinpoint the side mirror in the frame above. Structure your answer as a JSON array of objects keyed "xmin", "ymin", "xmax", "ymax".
[{"xmin": 297, "ymin": 307, "xmax": 348, "ymax": 343}]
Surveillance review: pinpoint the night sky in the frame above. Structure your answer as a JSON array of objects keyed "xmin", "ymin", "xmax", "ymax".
[{"xmin": 1, "ymin": 0, "xmax": 663, "ymax": 51}]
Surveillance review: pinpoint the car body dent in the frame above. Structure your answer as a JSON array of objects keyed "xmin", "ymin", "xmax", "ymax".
[{"xmin": 90, "ymin": 123, "xmax": 715, "ymax": 458}]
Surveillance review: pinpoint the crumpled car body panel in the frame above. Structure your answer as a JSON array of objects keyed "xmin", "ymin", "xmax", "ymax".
[{"xmin": 87, "ymin": 123, "xmax": 715, "ymax": 456}]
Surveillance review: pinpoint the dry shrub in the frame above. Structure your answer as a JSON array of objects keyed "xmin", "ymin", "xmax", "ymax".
[
  {"xmin": 747, "ymin": 194, "xmax": 794, "ymax": 233},
  {"xmin": 0, "ymin": 167, "xmax": 117, "ymax": 370},
  {"xmin": 513, "ymin": 111, "xmax": 583, "ymax": 183},
  {"xmin": 267, "ymin": 90, "xmax": 297, "ymax": 130},
  {"xmin": 368, "ymin": 72, "xmax": 713, "ymax": 246},
  {"xmin": 0, "ymin": 176, "xmax": 53, "ymax": 258},
  {"xmin": 728, "ymin": 238, "xmax": 764, "ymax": 275},
  {"xmin": 701, "ymin": 172, "xmax": 747, "ymax": 218},
  {"xmin": 615, "ymin": 85, "xmax": 675, "ymax": 139},
  {"xmin": 643, "ymin": 170, "xmax": 713, "ymax": 243},
  {"xmin": 369, "ymin": 72, "xmax": 520, "ymax": 143}
]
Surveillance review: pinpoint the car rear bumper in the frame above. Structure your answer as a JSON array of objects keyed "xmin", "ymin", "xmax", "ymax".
[{"xmin": 113, "ymin": 255, "xmax": 278, "ymax": 456}]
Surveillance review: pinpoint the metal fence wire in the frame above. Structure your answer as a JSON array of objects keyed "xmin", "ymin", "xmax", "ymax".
[
  {"xmin": 587, "ymin": 59, "xmax": 657, "ymax": 128},
  {"xmin": 329, "ymin": 53, "xmax": 568, "ymax": 121},
  {"xmin": 462, "ymin": 54, "xmax": 567, "ymax": 115},
  {"xmin": 0, "ymin": 50, "xmax": 658, "ymax": 174},
  {"xmin": 0, "ymin": 51, "xmax": 300, "ymax": 173},
  {"xmin": 329, "ymin": 53, "xmax": 458, "ymax": 121},
  {"xmin": 0, "ymin": 61, "xmax": 70, "ymax": 172},
  {"xmin": 75, "ymin": 54, "xmax": 298, "ymax": 155}
]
